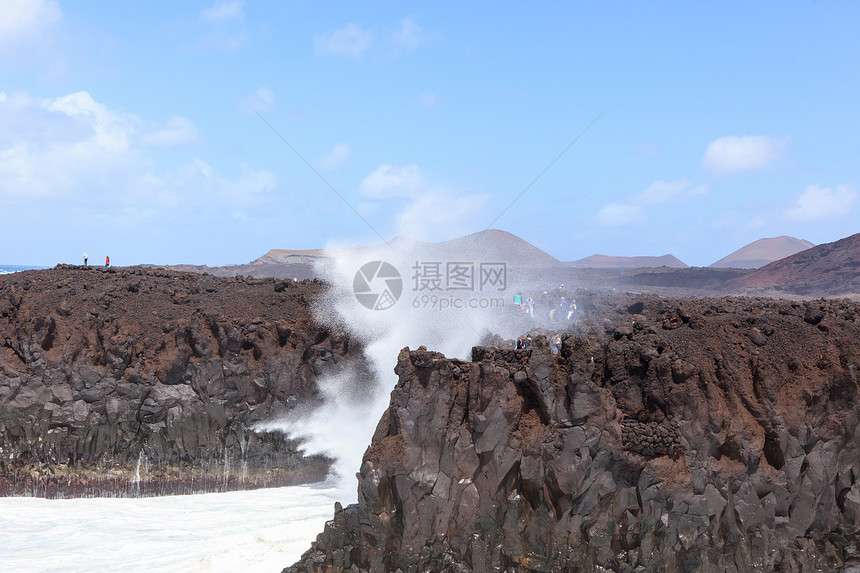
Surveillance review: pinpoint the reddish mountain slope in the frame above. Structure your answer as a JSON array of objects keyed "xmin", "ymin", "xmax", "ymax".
[
  {"xmin": 710, "ymin": 236, "xmax": 814, "ymax": 269},
  {"xmin": 568, "ymin": 254, "xmax": 688, "ymax": 269},
  {"xmin": 251, "ymin": 248, "xmax": 326, "ymax": 265},
  {"xmin": 726, "ymin": 232, "xmax": 860, "ymax": 296},
  {"xmin": 252, "ymin": 230, "xmax": 562, "ymax": 269},
  {"xmin": 433, "ymin": 229, "xmax": 562, "ymax": 267}
]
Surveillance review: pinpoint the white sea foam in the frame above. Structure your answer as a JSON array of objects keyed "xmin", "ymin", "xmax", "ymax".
[{"xmin": 0, "ymin": 482, "xmax": 340, "ymax": 573}]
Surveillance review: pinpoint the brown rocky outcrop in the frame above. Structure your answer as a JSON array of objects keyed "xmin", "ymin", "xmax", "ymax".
[
  {"xmin": 287, "ymin": 295, "xmax": 860, "ymax": 572},
  {"xmin": 0, "ymin": 266, "xmax": 360, "ymax": 497}
]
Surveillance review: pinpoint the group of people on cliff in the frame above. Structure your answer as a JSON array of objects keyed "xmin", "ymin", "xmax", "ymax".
[
  {"xmin": 515, "ymin": 332, "xmax": 562, "ymax": 354},
  {"xmin": 513, "ymin": 285, "xmax": 576, "ymax": 322},
  {"xmin": 82, "ymin": 253, "xmax": 110, "ymax": 268}
]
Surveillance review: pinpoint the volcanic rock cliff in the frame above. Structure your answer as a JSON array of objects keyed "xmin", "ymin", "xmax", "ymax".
[
  {"xmin": 0, "ymin": 266, "xmax": 359, "ymax": 497},
  {"xmin": 288, "ymin": 295, "xmax": 860, "ymax": 572}
]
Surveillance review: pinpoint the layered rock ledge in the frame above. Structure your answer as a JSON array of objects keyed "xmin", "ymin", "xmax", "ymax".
[
  {"xmin": 0, "ymin": 266, "xmax": 357, "ymax": 497},
  {"xmin": 288, "ymin": 295, "xmax": 860, "ymax": 572}
]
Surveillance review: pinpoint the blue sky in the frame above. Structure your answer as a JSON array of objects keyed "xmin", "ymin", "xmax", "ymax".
[{"xmin": 1, "ymin": 1, "xmax": 858, "ymax": 267}]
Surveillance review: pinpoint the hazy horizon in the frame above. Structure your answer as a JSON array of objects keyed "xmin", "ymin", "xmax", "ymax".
[{"xmin": 0, "ymin": 226, "xmax": 829, "ymax": 270}]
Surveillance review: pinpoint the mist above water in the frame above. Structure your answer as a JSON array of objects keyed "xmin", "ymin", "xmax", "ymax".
[{"xmin": 259, "ymin": 235, "xmax": 533, "ymax": 502}]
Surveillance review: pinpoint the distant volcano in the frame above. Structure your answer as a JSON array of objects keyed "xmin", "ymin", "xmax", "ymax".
[
  {"xmin": 253, "ymin": 229, "xmax": 563, "ymax": 268},
  {"xmin": 430, "ymin": 229, "xmax": 562, "ymax": 267},
  {"xmin": 710, "ymin": 236, "xmax": 814, "ymax": 269},
  {"xmin": 567, "ymin": 254, "xmax": 688, "ymax": 269}
]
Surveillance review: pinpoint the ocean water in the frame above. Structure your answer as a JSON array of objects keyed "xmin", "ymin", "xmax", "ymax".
[
  {"xmin": 0, "ymin": 481, "xmax": 341, "ymax": 573},
  {"xmin": 0, "ymin": 265, "xmax": 46, "ymax": 275}
]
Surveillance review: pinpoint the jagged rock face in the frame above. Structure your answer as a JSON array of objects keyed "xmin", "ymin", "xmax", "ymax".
[
  {"xmin": 288, "ymin": 296, "xmax": 860, "ymax": 572},
  {"xmin": 0, "ymin": 266, "xmax": 359, "ymax": 497}
]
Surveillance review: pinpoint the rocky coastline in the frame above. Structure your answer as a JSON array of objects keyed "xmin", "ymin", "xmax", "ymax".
[
  {"xmin": 288, "ymin": 295, "xmax": 860, "ymax": 572},
  {"xmin": 7, "ymin": 265, "xmax": 860, "ymax": 569},
  {"xmin": 0, "ymin": 266, "xmax": 359, "ymax": 497}
]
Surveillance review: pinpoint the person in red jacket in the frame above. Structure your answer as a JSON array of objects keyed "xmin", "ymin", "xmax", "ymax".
[{"xmin": 105, "ymin": 256, "xmax": 110, "ymax": 268}]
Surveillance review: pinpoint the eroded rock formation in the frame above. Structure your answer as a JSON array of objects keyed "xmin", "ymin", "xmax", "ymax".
[
  {"xmin": 0, "ymin": 266, "xmax": 360, "ymax": 497},
  {"xmin": 288, "ymin": 295, "xmax": 860, "ymax": 572}
]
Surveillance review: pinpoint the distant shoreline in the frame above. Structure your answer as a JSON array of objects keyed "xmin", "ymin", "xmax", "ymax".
[{"xmin": 0, "ymin": 265, "xmax": 50, "ymax": 274}]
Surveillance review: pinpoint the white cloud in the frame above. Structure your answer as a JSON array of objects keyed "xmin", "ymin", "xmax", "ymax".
[
  {"xmin": 747, "ymin": 215, "xmax": 768, "ymax": 230},
  {"xmin": 133, "ymin": 159, "xmax": 275, "ymax": 213},
  {"xmin": 197, "ymin": 0, "xmax": 246, "ymax": 50},
  {"xmin": 237, "ymin": 86, "xmax": 276, "ymax": 114},
  {"xmin": 711, "ymin": 210, "xmax": 737, "ymax": 231},
  {"xmin": 47, "ymin": 91, "xmax": 133, "ymax": 154},
  {"xmin": 315, "ymin": 23, "xmax": 373, "ymax": 57},
  {"xmin": 357, "ymin": 201, "xmax": 381, "ymax": 218},
  {"xmin": 0, "ymin": 90, "xmax": 274, "ymax": 215},
  {"xmin": 356, "ymin": 162, "xmax": 488, "ymax": 241},
  {"xmin": 397, "ymin": 191, "xmax": 488, "ymax": 241},
  {"xmin": 0, "ymin": 92, "xmax": 137, "ymax": 200},
  {"xmin": 393, "ymin": 18, "xmax": 421, "ymax": 50},
  {"xmin": 595, "ymin": 179, "xmax": 707, "ymax": 226},
  {"xmin": 784, "ymin": 184, "xmax": 857, "ymax": 222},
  {"xmin": 316, "ymin": 143, "xmax": 352, "ymax": 171},
  {"xmin": 138, "ymin": 116, "xmax": 199, "ymax": 147},
  {"xmin": 201, "ymin": 0, "xmax": 244, "ymax": 23},
  {"xmin": 419, "ymin": 92, "xmax": 438, "ymax": 108},
  {"xmin": 131, "ymin": 159, "xmax": 275, "ymax": 217},
  {"xmin": 0, "ymin": 0, "xmax": 61, "ymax": 48},
  {"xmin": 635, "ymin": 143, "xmax": 660, "ymax": 157},
  {"xmin": 359, "ymin": 164, "xmax": 423, "ymax": 199},
  {"xmin": 701, "ymin": 135, "xmax": 788, "ymax": 176},
  {"xmin": 634, "ymin": 179, "xmax": 696, "ymax": 205},
  {"xmin": 596, "ymin": 202, "xmax": 640, "ymax": 226}
]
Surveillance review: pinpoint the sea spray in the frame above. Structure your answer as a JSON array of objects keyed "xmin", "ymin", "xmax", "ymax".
[{"xmin": 256, "ymin": 238, "xmax": 530, "ymax": 502}]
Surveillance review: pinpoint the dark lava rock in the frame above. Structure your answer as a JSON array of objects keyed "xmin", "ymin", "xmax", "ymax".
[
  {"xmin": 0, "ymin": 266, "xmax": 362, "ymax": 497},
  {"xmin": 287, "ymin": 296, "xmax": 860, "ymax": 572},
  {"xmin": 804, "ymin": 304, "xmax": 826, "ymax": 325}
]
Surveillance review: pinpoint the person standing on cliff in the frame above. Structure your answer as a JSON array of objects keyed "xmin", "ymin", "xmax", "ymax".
[
  {"xmin": 105, "ymin": 256, "xmax": 110, "ymax": 268},
  {"xmin": 83, "ymin": 252, "xmax": 88, "ymax": 267}
]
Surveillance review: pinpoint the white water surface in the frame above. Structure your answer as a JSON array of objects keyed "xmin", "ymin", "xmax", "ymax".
[{"xmin": 0, "ymin": 482, "xmax": 340, "ymax": 573}]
